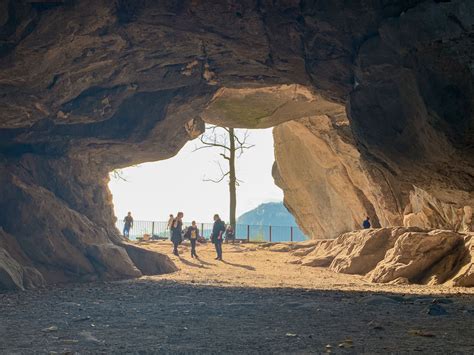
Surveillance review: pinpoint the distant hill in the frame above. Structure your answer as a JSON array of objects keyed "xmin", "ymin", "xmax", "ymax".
[
  {"xmin": 237, "ymin": 202, "xmax": 306, "ymax": 241},
  {"xmin": 238, "ymin": 201, "xmax": 298, "ymax": 226}
]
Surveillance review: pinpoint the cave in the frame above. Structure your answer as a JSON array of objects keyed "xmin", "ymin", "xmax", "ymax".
[{"xmin": 0, "ymin": 1, "xmax": 473, "ymax": 291}]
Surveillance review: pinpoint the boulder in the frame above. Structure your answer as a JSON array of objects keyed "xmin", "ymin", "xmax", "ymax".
[
  {"xmin": 293, "ymin": 227, "xmax": 473, "ymax": 287},
  {"xmin": 123, "ymin": 244, "xmax": 178, "ymax": 275},
  {"xmin": 86, "ymin": 244, "xmax": 142, "ymax": 279},
  {"xmin": 329, "ymin": 228, "xmax": 424, "ymax": 275},
  {"xmin": 370, "ymin": 230, "xmax": 465, "ymax": 284},
  {"xmin": 299, "ymin": 227, "xmax": 422, "ymax": 272}
]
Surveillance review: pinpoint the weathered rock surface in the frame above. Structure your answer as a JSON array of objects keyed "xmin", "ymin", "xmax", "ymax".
[
  {"xmin": 272, "ymin": 1, "xmax": 474, "ymax": 239},
  {"xmin": 0, "ymin": 248, "xmax": 25, "ymax": 290},
  {"xmin": 267, "ymin": 228, "xmax": 474, "ymax": 287},
  {"xmin": 369, "ymin": 230, "xmax": 465, "ymax": 284},
  {"xmin": 0, "ymin": 1, "xmax": 473, "ymax": 289},
  {"xmin": 123, "ymin": 243, "xmax": 179, "ymax": 275},
  {"xmin": 0, "ymin": 228, "xmax": 45, "ymax": 290},
  {"xmin": 273, "ymin": 104, "xmax": 473, "ymax": 240},
  {"xmin": 452, "ymin": 234, "xmax": 474, "ymax": 287},
  {"xmin": 273, "ymin": 115, "xmax": 402, "ymax": 239}
]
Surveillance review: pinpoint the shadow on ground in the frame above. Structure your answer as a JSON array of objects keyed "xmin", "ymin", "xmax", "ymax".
[{"xmin": 1, "ymin": 279, "xmax": 473, "ymax": 353}]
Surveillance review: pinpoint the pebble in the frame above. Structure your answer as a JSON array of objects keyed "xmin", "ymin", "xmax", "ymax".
[{"xmin": 425, "ymin": 304, "xmax": 447, "ymax": 316}]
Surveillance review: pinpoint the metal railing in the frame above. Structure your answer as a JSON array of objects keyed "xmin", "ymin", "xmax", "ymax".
[{"xmin": 116, "ymin": 220, "xmax": 307, "ymax": 242}]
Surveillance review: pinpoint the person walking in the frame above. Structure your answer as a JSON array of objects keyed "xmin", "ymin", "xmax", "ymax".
[
  {"xmin": 362, "ymin": 216, "xmax": 371, "ymax": 229},
  {"xmin": 185, "ymin": 221, "xmax": 200, "ymax": 258},
  {"xmin": 171, "ymin": 212, "xmax": 184, "ymax": 256},
  {"xmin": 211, "ymin": 214, "xmax": 226, "ymax": 260},
  {"xmin": 123, "ymin": 212, "xmax": 134, "ymax": 238}
]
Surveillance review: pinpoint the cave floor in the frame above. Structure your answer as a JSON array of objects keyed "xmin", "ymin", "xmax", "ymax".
[{"xmin": 1, "ymin": 242, "xmax": 473, "ymax": 354}]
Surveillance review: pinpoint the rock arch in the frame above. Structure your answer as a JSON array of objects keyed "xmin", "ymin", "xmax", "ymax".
[{"xmin": 0, "ymin": 0, "xmax": 473, "ymax": 289}]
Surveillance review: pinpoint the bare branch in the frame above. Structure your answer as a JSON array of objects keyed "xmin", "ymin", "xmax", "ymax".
[
  {"xmin": 204, "ymin": 171, "xmax": 230, "ymax": 183},
  {"xmin": 237, "ymin": 143, "xmax": 255, "ymax": 157},
  {"xmin": 234, "ymin": 129, "xmax": 251, "ymax": 147},
  {"xmin": 216, "ymin": 160, "xmax": 229, "ymax": 176},
  {"xmin": 194, "ymin": 134, "xmax": 231, "ymax": 151},
  {"xmin": 193, "ymin": 143, "xmax": 229, "ymax": 152},
  {"xmin": 219, "ymin": 153, "xmax": 230, "ymax": 161}
]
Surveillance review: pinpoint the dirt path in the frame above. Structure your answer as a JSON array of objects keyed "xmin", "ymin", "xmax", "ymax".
[
  {"xmin": 146, "ymin": 240, "xmax": 474, "ymax": 295},
  {"xmin": 1, "ymin": 241, "xmax": 473, "ymax": 353}
]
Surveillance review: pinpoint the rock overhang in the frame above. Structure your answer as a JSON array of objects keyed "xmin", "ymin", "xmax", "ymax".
[
  {"xmin": 0, "ymin": 0, "xmax": 473, "ymax": 289},
  {"xmin": 201, "ymin": 84, "xmax": 345, "ymax": 128}
]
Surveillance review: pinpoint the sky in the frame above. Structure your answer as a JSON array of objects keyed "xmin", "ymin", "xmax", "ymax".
[{"xmin": 108, "ymin": 127, "xmax": 284, "ymax": 223}]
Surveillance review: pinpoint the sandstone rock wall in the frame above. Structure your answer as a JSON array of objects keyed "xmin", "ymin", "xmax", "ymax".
[
  {"xmin": 0, "ymin": 1, "xmax": 472, "ymax": 289},
  {"xmin": 273, "ymin": 117, "xmax": 473, "ymax": 239},
  {"xmin": 272, "ymin": 0, "xmax": 474, "ymax": 239},
  {"xmin": 273, "ymin": 114, "xmax": 403, "ymax": 239}
]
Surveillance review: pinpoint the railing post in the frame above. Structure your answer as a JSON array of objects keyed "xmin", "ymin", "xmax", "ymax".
[
  {"xmin": 247, "ymin": 225, "xmax": 250, "ymax": 242},
  {"xmin": 152, "ymin": 221, "xmax": 155, "ymax": 236},
  {"xmin": 290, "ymin": 226, "xmax": 293, "ymax": 242},
  {"xmin": 201, "ymin": 223, "xmax": 204, "ymax": 239},
  {"xmin": 269, "ymin": 225, "xmax": 272, "ymax": 242}
]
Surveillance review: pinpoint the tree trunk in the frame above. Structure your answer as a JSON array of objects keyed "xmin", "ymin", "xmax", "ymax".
[{"xmin": 228, "ymin": 128, "xmax": 237, "ymax": 229}]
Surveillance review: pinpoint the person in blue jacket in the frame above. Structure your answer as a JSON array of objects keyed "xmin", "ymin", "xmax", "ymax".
[
  {"xmin": 211, "ymin": 214, "xmax": 226, "ymax": 261},
  {"xmin": 362, "ymin": 216, "xmax": 371, "ymax": 229}
]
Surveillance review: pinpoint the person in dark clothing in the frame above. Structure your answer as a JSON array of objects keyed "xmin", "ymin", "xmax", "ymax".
[
  {"xmin": 123, "ymin": 212, "xmax": 134, "ymax": 238},
  {"xmin": 171, "ymin": 212, "xmax": 184, "ymax": 256},
  {"xmin": 362, "ymin": 216, "xmax": 371, "ymax": 229},
  {"xmin": 185, "ymin": 221, "xmax": 200, "ymax": 258},
  {"xmin": 166, "ymin": 214, "xmax": 174, "ymax": 240},
  {"xmin": 224, "ymin": 225, "xmax": 235, "ymax": 244},
  {"xmin": 211, "ymin": 214, "xmax": 226, "ymax": 260}
]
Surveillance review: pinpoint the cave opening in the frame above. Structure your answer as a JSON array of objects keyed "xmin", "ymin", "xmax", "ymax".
[
  {"xmin": 107, "ymin": 125, "xmax": 303, "ymax": 242},
  {"xmin": 103, "ymin": 83, "xmax": 379, "ymax": 243},
  {"xmin": 1, "ymin": 1, "xmax": 474, "ymax": 351},
  {"xmin": 0, "ymin": 0, "xmax": 472, "ymax": 298}
]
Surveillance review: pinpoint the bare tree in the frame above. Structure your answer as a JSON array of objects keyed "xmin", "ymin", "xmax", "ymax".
[{"xmin": 195, "ymin": 125, "xmax": 255, "ymax": 228}]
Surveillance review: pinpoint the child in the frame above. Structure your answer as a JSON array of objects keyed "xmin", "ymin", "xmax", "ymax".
[{"xmin": 185, "ymin": 221, "xmax": 200, "ymax": 258}]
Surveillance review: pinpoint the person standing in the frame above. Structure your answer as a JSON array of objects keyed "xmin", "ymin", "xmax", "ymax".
[
  {"xmin": 211, "ymin": 214, "xmax": 226, "ymax": 260},
  {"xmin": 185, "ymin": 221, "xmax": 200, "ymax": 258},
  {"xmin": 171, "ymin": 212, "xmax": 184, "ymax": 256},
  {"xmin": 123, "ymin": 212, "xmax": 134, "ymax": 238},
  {"xmin": 362, "ymin": 216, "xmax": 371, "ymax": 229},
  {"xmin": 166, "ymin": 214, "xmax": 174, "ymax": 240}
]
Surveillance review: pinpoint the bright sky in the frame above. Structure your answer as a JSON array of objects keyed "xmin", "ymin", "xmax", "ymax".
[{"xmin": 108, "ymin": 127, "xmax": 284, "ymax": 223}]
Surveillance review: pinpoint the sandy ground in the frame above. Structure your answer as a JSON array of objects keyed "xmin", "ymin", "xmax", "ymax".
[
  {"xmin": 146, "ymin": 240, "xmax": 474, "ymax": 295},
  {"xmin": 0, "ymin": 241, "xmax": 473, "ymax": 354}
]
